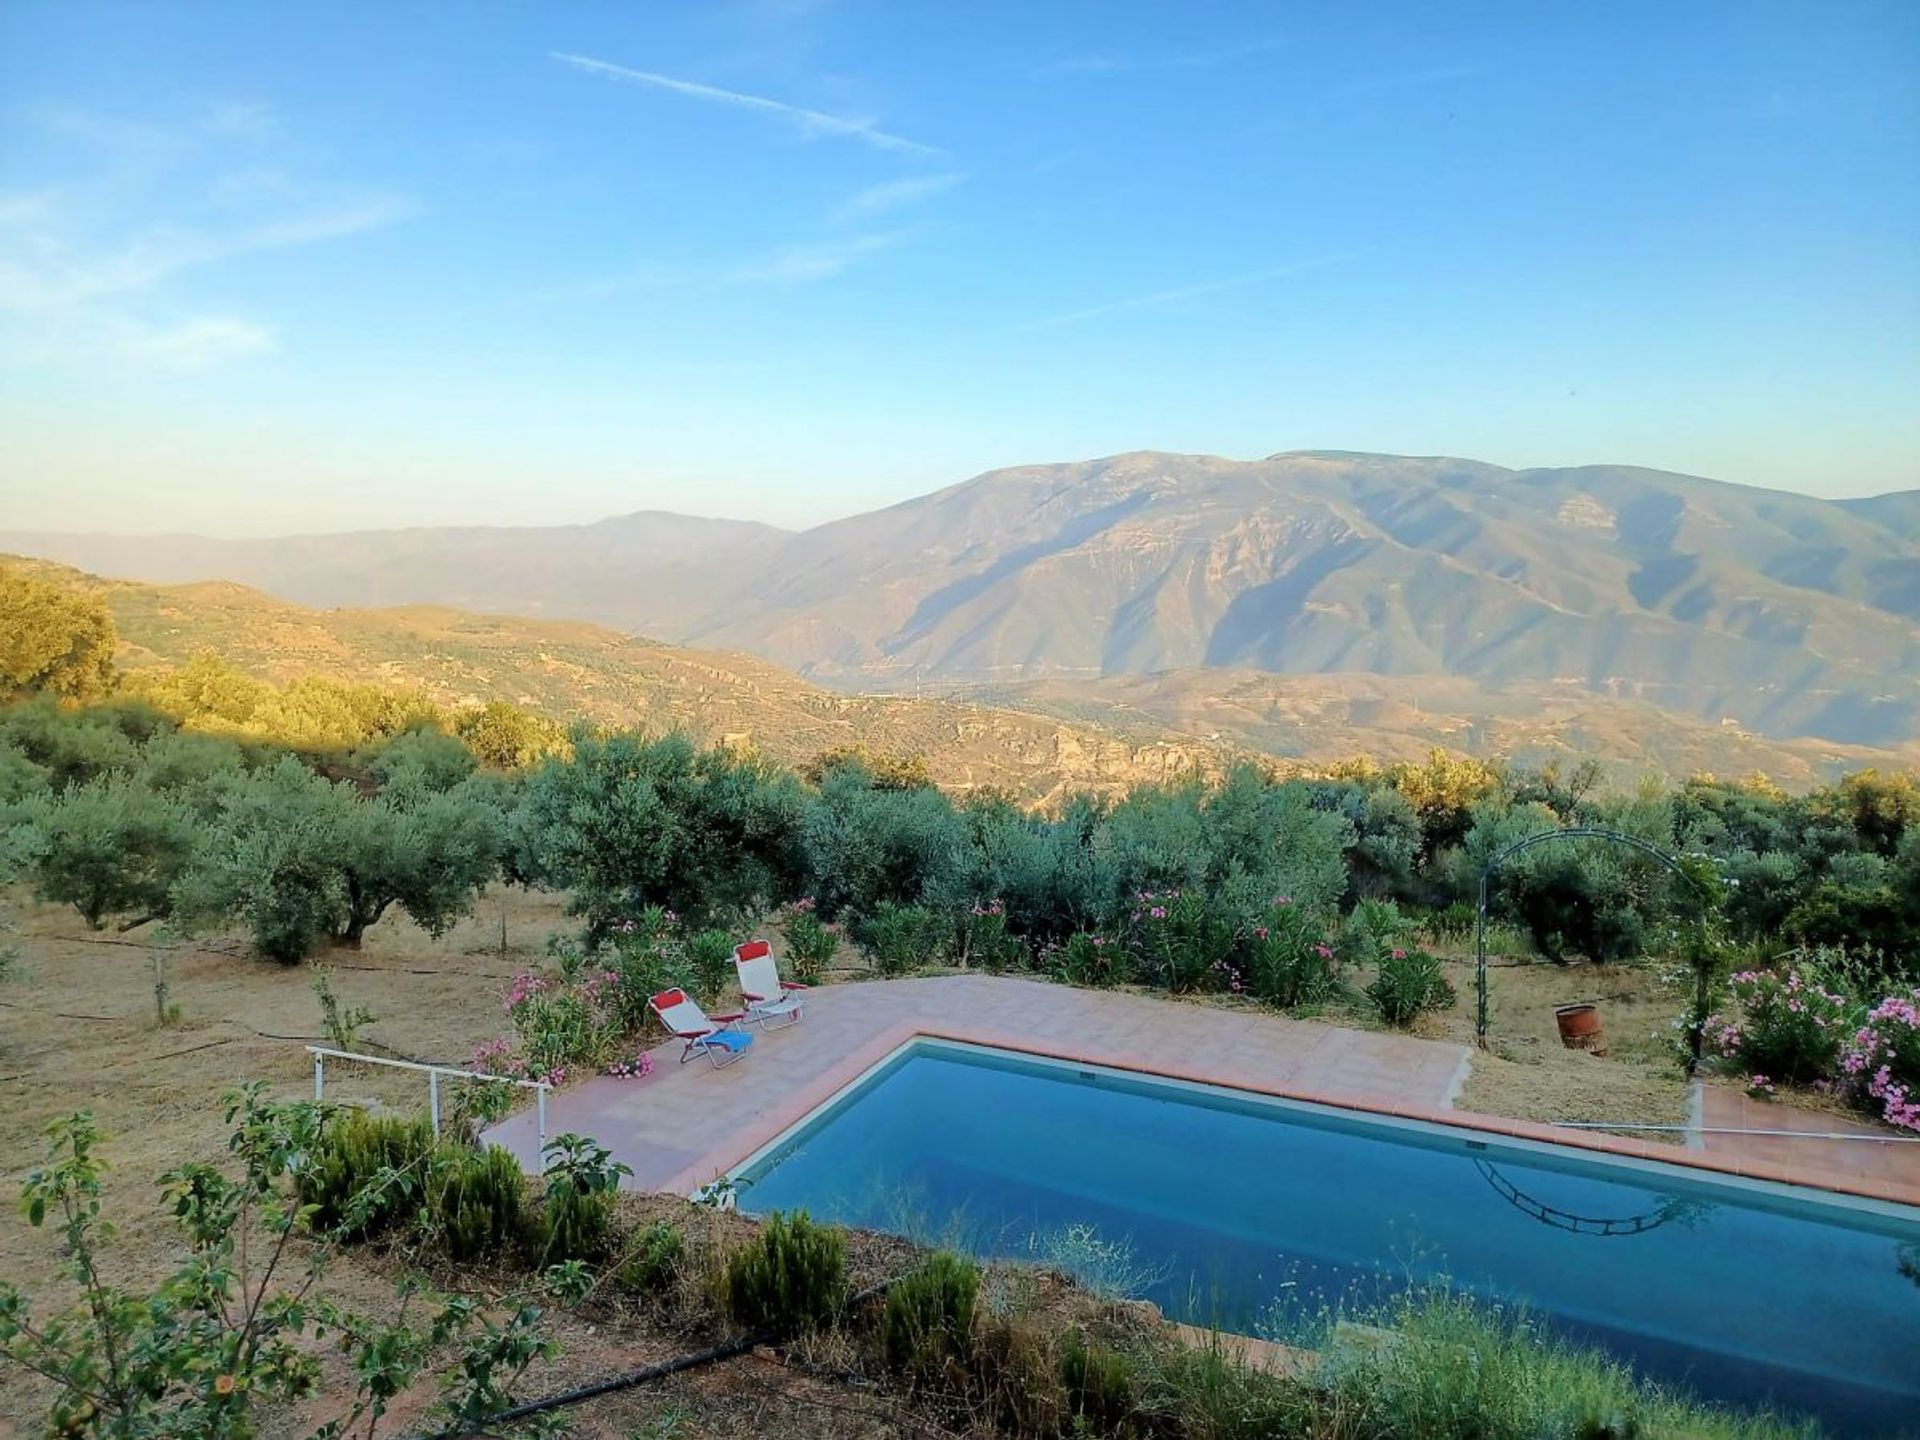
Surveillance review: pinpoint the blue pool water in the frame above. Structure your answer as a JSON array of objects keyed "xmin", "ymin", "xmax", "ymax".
[{"xmin": 734, "ymin": 1041, "xmax": 1920, "ymax": 1436}]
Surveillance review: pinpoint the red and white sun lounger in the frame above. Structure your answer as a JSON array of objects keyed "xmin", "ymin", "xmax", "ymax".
[
  {"xmin": 648, "ymin": 988, "xmax": 754, "ymax": 1068},
  {"xmin": 734, "ymin": 938, "xmax": 807, "ymax": 1030}
]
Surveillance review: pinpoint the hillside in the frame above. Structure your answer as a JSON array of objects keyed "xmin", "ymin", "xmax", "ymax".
[
  {"xmin": 7, "ymin": 557, "xmax": 1912, "ymax": 793},
  {"xmin": 9, "ymin": 450, "xmax": 1915, "ymax": 747},
  {"xmin": 33, "ymin": 562, "xmax": 1233, "ymax": 806},
  {"xmin": 964, "ymin": 669, "xmax": 1920, "ymax": 790}
]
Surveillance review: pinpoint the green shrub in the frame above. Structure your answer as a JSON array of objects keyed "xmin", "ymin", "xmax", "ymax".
[
  {"xmin": 600, "ymin": 911, "xmax": 694, "ymax": 1030},
  {"xmin": 684, "ymin": 927, "xmax": 737, "ymax": 1004},
  {"xmin": 1060, "ymin": 1329, "xmax": 1139, "ymax": 1435},
  {"xmin": 506, "ymin": 970, "xmax": 622, "ymax": 1081},
  {"xmin": 1056, "ymin": 931, "xmax": 1132, "ymax": 987},
  {"xmin": 881, "ymin": 1252, "xmax": 979, "ymax": 1387},
  {"xmin": 1336, "ymin": 897, "xmax": 1412, "ymax": 966},
  {"xmin": 298, "ymin": 1109, "xmax": 436, "ymax": 1239},
  {"xmin": 861, "ymin": 901, "xmax": 945, "ymax": 976},
  {"xmin": 1138, "ymin": 1339, "xmax": 1305, "ymax": 1440},
  {"xmin": 1702, "ymin": 966, "xmax": 1850, "ymax": 1087},
  {"xmin": 1318, "ymin": 1287, "xmax": 1817, "ymax": 1440},
  {"xmin": 428, "ymin": 1143, "xmax": 528, "ymax": 1263},
  {"xmin": 724, "ymin": 1210, "xmax": 847, "ymax": 1334},
  {"xmin": 1128, "ymin": 889, "xmax": 1235, "ymax": 993},
  {"xmin": 777, "ymin": 900, "xmax": 838, "ymax": 984},
  {"xmin": 1366, "ymin": 946, "xmax": 1456, "ymax": 1027},
  {"xmin": 1420, "ymin": 900, "xmax": 1479, "ymax": 945},
  {"xmin": 613, "ymin": 1220, "xmax": 684, "ymax": 1294},
  {"xmin": 536, "ymin": 1133, "xmax": 631, "ymax": 1265},
  {"xmin": 1244, "ymin": 900, "xmax": 1339, "ymax": 1010},
  {"xmin": 954, "ymin": 901, "xmax": 1029, "ymax": 973}
]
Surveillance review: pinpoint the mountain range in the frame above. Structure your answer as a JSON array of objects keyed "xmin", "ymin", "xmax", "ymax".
[
  {"xmin": 7, "ymin": 450, "xmax": 1916, "ymax": 751},
  {"xmin": 10, "ymin": 558, "xmax": 1912, "ymax": 795}
]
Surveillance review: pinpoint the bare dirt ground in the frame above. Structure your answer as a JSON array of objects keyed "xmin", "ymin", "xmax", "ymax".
[{"xmin": 1428, "ymin": 949, "xmax": 1699, "ymax": 1138}]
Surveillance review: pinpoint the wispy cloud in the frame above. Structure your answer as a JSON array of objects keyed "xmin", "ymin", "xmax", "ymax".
[
  {"xmin": 1025, "ymin": 250, "xmax": 1368, "ymax": 329},
  {"xmin": 529, "ymin": 229, "xmax": 902, "ymax": 303},
  {"xmin": 552, "ymin": 51, "xmax": 944, "ymax": 158},
  {"xmin": 0, "ymin": 106, "xmax": 413, "ymax": 372},
  {"xmin": 0, "ymin": 194, "xmax": 415, "ymax": 314},
  {"xmin": 122, "ymin": 315, "xmax": 277, "ymax": 370},
  {"xmin": 1030, "ymin": 37, "xmax": 1281, "ymax": 81},
  {"xmin": 835, "ymin": 172, "xmax": 964, "ymax": 221},
  {"xmin": 727, "ymin": 231, "xmax": 900, "ymax": 284}
]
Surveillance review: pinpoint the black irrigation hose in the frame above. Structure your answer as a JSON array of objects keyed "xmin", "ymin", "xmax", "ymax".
[
  {"xmin": 425, "ymin": 1331, "xmax": 769, "ymax": 1438},
  {"xmin": 425, "ymin": 1274, "xmax": 910, "ymax": 1438}
]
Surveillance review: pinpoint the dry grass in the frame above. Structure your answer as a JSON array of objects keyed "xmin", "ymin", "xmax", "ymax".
[
  {"xmin": 0, "ymin": 885, "xmax": 568, "ymax": 1303},
  {"xmin": 1427, "ymin": 950, "xmax": 1695, "ymax": 1138}
]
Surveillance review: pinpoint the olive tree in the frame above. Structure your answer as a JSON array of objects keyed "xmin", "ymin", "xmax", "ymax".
[
  {"xmin": 183, "ymin": 758, "xmax": 504, "ymax": 961},
  {"xmin": 19, "ymin": 775, "xmax": 198, "ymax": 930}
]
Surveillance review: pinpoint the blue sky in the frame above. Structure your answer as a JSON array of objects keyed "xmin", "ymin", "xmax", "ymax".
[{"xmin": 1, "ymin": 0, "xmax": 1916, "ymax": 535}]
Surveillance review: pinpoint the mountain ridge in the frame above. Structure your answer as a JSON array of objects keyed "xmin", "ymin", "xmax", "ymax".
[{"xmin": 6, "ymin": 449, "xmax": 1915, "ymax": 748}]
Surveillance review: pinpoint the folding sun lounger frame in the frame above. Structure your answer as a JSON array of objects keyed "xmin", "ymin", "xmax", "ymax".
[
  {"xmin": 734, "ymin": 938, "xmax": 807, "ymax": 1029},
  {"xmin": 649, "ymin": 988, "xmax": 754, "ymax": 1068}
]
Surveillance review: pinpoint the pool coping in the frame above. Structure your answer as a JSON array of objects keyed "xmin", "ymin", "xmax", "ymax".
[{"xmin": 655, "ymin": 1020, "xmax": 1920, "ymax": 1211}]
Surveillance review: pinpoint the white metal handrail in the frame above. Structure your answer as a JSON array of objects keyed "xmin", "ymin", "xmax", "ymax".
[{"xmin": 306, "ymin": 1045, "xmax": 550, "ymax": 1144}]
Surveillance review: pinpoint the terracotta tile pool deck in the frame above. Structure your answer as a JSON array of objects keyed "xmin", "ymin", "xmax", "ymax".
[{"xmin": 481, "ymin": 975, "xmax": 1920, "ymax": 1209}]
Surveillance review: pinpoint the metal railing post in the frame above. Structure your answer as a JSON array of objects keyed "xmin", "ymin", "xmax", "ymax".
[
  {"xmin": 428, "ymin": 1070, "xmax": 441, "ymax": 1136},
  {"xmin": 314, "ymin": 1051, "xmax": 325, "ymax": 1102},
  {"xmin": 537, "ymin": 1086, "xmax": 547, "ymax": 1147}
]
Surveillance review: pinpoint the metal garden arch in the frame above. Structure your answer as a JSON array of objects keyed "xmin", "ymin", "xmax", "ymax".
[{"xmin": 1473, "ymin": 826, "xmax": 1708, "ymax": 1051}]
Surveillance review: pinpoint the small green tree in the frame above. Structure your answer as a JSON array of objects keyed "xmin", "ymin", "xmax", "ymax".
[{"xmin": 21, "ymin": 775, "xmax": 197, "ymax": 929}]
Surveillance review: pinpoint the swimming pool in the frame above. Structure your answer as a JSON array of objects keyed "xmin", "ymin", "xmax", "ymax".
[{"xmin": 732, "ymin": 1039, "xmax": 1920, "ymax": 1436}]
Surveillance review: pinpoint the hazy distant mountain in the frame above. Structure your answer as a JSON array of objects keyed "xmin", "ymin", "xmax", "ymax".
[
  {"xmin": 964, "ymin": 669, "xmax": 1919, "ymax": 789},
  {"xmin": 0, "ymin": 512, "xmax": 787, "ymax": 637},
  {"xmin": 685, "ymin": 452, "xmax": 1919, "ymax": 745},
  {"xmin": 8, "ymin": 451, "xmax": 1917, "ymax": 746}
]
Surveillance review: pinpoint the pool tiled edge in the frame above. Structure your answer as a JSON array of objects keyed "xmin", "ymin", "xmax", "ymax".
[
  {"xmin": 478, "ymin": 976, "xmax": 1918, "ymax": 1211},
  {"xmin": 654, "ymin": 1020, "xmax": 1920, "ymax": 1210}
]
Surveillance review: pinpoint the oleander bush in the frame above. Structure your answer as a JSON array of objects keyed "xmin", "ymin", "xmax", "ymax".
[
  {"xmin": 685, "ymin": 926, "xmax": 738, "ymax": 1004},
  {"xmin": 861, "ymin": 900, "xmax": 947, "ymax": 976},
  {"xmin": 1244, "ymin": 898, "xmax": 1340, "ymax": 1010},
  {"xmin": 1126, "ymin": 889, "xmax": 1234, "ymax": 994},
  {"xmin": 492, "ymin": 966, "xmax": 624, "ymax": 1084},
  {"xmin": 778, "ymin": 897, "xmax": 838, "ymax": 983},
  {"xmin": 1702, "ymin": 966, "xmax": 1852, "ymax": 1088},
  {"xmin": 1054, "ymin": 930, "xmax": 1132, "ymax": 988},
  {"xmin": 1365, "ymin": 946, "xmax": 1456, "ymax": 1028},
  {"xmin": 1844, "ymin": 987, "xmax": 1920, "ymax": 1130}
]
